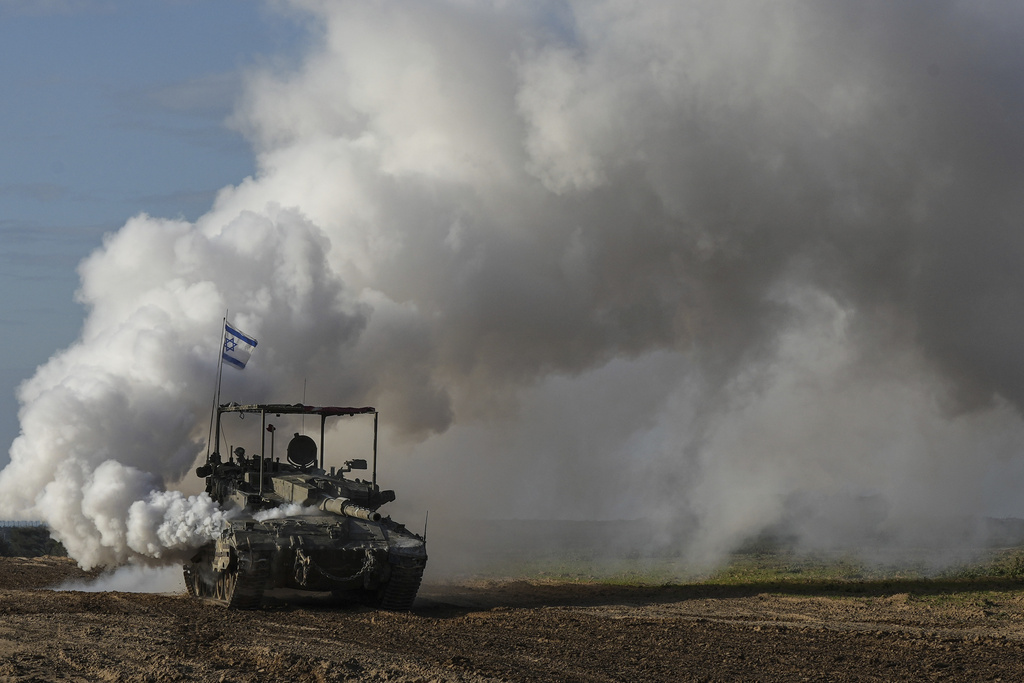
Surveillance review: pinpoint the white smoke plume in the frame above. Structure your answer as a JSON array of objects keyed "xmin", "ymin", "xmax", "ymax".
[
  {"xmin": 253, "ymin": 503, "xmax": 324, "ymax": 522},
  {"xmin": 56, "ymin": 564, "xmax": 186, "ymax": 595},
  {"xmin": 4, "ymin": 0, "xmax": 1024, "ymax": 572}
]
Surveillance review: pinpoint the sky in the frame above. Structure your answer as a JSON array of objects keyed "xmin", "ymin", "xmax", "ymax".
[
  {"xmin": 3, "ymin": 0, "xmax": 1024, "ymax": 574},
  {"xmin": 0, "ymin": 1, "xmax": 307, "ymax": 456}
]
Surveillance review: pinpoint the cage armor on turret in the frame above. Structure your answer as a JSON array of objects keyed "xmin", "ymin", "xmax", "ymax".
[{"xmin": 184, "ymin": 403, "xmax": 426, "ymax": 610}]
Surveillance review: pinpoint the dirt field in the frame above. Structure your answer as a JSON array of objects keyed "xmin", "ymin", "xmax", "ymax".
[{"xmin": 2, "ymin": 556, "xmax": 1024, "ymax": 681}]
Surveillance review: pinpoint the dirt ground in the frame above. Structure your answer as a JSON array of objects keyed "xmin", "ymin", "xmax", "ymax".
[{"xmin": 2, "ymin": 557, "xmax": 1024, "ymax": 681}]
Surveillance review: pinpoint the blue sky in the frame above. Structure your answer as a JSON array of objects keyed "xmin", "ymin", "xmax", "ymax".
[{"xmin": 0, "ymin": 1, "xmax": 308, "ymax": 463}]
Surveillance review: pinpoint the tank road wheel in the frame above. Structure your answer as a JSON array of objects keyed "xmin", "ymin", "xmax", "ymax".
[
  {"xmin": 214, "ymin": 570, "xmax": 238, "ymax": 604},
  {"xmin": 378, "ymin": 563, "xmax": 424, "ymax": 611}
]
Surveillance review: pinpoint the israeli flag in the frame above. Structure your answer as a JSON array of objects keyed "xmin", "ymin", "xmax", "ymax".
[{"xmin": 223, "ymin": 322, "xmax": 258, "ymax": 369}]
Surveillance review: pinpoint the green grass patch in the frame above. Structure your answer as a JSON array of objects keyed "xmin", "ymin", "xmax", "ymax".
[{"xmin": 456, "ymin": 545, "xmax": 1024, "ymax": 604}]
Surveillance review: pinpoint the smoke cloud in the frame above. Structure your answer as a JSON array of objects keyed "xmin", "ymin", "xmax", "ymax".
[{"xmin": 4, "ymin": 0, "xmax": 1024, "ymax": 572}]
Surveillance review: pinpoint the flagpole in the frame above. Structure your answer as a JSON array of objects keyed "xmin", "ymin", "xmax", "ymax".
[
  {"xmin": 215, "ymin": 313, "xmax": 227, "ymax": 411},
  {"xmin": 206, "ymin": 313, "xmax": 228, "ymax": 461}
]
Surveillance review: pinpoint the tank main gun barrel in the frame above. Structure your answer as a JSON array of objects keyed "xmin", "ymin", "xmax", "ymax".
[{"xmin": 318, "ymin": 497, "xmax": 382, "ymax": 522}]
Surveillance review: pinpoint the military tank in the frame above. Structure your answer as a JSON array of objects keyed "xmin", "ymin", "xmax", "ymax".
[{"xmin": 184, "ymin": 403, "xmax": 427, "ymax": 610}]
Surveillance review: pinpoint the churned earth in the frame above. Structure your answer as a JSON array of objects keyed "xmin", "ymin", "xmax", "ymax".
[{"xmin": 2, "ymin": 556, "xmax": 1024, "ymax": 681}]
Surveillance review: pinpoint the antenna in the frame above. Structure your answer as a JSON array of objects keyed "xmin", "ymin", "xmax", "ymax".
[
  {"xmin": 301, "ymin": 377, "xmax": 308, "ymax": 434},
  {"xmin": 372, "ymin": 411, "xmax": 379, "ymax": 489}
]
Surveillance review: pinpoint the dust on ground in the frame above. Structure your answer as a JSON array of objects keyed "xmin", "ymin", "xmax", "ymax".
[{"xmin": 2, "ymin": 556, "xmax": 1024, "ymax": 681}]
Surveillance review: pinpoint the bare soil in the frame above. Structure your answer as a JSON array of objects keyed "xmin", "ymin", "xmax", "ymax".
[{"xmin": 2, "ymin": 556, "xmax": 1024, "ymax": 681}]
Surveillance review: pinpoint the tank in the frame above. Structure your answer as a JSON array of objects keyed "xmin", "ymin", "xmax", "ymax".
[{"xmin": 183, "ymin": 403, "xmax": 427, "ymax": 610}]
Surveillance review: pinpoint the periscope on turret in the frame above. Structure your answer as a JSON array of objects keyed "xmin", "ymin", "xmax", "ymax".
[{"xmin": 184, "ymin": 403, "xmax": 426, "ymax": 610}]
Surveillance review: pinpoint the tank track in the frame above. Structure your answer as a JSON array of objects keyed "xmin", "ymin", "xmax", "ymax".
[
  {"xmin": 220, "ymin": 550, "xmax": 269, "ymax": 609},
  {"xmin": 183, "ymin": 547, "xmax": 268, "ymax": 610},
  {"xmin": 183, "ymin": 563, "xmax": 197, "ymax": 598},
  {"xmin": 378, "ymin": 563, "xmax": 424, "ymax": 611}
]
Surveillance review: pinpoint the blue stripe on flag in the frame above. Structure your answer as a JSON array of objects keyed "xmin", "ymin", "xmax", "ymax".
[
  {"xmin": 222, "ymin": 352, "xmax": 248, "ymax": 369},
  {"xmin": 224, "ymin": 323, "xmax": 257, "ymax": 348}
]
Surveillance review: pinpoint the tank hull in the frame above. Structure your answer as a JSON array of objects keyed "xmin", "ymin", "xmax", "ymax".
[{"xmin": 184, "ymin": 514, "xmax": 426, "ymax": 609}]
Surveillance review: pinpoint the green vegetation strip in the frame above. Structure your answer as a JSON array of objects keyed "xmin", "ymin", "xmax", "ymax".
[{"xmin": 462, "ymin": 546, "xmax": 1024, "ymax": 603}]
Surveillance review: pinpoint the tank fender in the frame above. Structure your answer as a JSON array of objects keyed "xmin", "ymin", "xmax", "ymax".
[{"xmin": 213, "ymin": 539, "xmax": 234, "ymax": 572}]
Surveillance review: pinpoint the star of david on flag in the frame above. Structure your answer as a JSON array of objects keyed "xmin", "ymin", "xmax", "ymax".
[{"xmin": 223, "ymin": 321, "xmax": 257, "ymax": 370}]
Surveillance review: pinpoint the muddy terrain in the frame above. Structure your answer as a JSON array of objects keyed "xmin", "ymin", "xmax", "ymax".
[{"xmin": 2, "ymin": 556, "xmax": 1024, "ymax": 681}]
